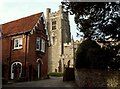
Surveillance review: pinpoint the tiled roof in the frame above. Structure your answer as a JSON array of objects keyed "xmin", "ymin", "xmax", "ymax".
[{"xmin": 2, "ymin": 12, "xmax": 43, "ymax": 37}]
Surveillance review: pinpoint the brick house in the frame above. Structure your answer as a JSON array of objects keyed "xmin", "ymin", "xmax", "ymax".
[{"xmin": 2, "ymin": 12, "xmax": 49, "ymax": 81}]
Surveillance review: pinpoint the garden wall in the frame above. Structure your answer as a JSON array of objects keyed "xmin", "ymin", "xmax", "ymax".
[{"xmin": 75, "ymin": 68, "xmax": 120, "ymax": 87}]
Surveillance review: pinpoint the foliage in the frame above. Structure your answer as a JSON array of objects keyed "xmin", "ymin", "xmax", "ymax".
[
  {"xmin": 48, "ymin": 72, "xmax": 63, "ymax": 77},
  {"xmin": 75, "ymin": 39, "xmax": 120, "ymax": 70},
  {"xmin": 62, "ymin": 1, "xmax": 120, "ymax": 70},
  {"xmin": 76, "ymin": 39, "xmax": 99, "ymax": 69},
  {"xmin": 62, "ymin": 2, "xmax": 120, "ymax": 41},
  {"xmin": 107, "ymin": 43, "xmax": 120, "ymax": 70}
]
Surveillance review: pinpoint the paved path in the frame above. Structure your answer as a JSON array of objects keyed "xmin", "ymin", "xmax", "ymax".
[{"xmin": 2, "ymin": 76, "xmax": 78, "ymax": 88}]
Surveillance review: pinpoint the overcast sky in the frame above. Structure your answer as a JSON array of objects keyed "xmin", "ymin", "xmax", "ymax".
[{"xmin": 0, "ymin": 0, "xmax": 80, "ymax": 40}]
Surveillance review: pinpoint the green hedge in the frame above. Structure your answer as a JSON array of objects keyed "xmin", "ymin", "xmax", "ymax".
[
  {"xmin": 75, "ymin": 39, "xmax": 120, "ymax": 70},
  {"xmin": 48, "ymin": 72, "xmax": 63, "ymax": 77}
]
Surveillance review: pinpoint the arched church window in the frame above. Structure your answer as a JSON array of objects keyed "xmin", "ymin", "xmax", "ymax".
[
  {"xmin": 53, "ymin": 37, "xmax": 55, "ymax": 45},
  {"xmin": 52, "ymin": 20, "xmax": 56, "ymax": 30}
]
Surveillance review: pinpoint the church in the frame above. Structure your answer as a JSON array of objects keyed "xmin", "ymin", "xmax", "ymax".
[{"xmin": 46, "ymin": 5, "xmax": 81, "ymax": 73}]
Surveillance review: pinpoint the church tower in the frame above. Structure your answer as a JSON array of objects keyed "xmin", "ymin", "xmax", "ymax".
[{"xmin": 46, "ymin": 5, "xmax": 71, "ymax": 72}]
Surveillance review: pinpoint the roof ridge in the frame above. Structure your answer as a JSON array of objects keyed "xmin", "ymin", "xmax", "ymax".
[
  {"xmin": 2, "ymin": 12, "xmax": 43, "ymax": 25},
  {"xmin": 2, "ymin": 12, "xmax": 43, "ymax": 37}
]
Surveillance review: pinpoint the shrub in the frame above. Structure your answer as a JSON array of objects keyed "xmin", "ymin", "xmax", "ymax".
[
  {"xmin": 48, "ymin": 72, "xmax": 63, "ymax": 77},
  {"xmin": 75, "ymin": 39, "xmax": 111, "ymax": 70}
]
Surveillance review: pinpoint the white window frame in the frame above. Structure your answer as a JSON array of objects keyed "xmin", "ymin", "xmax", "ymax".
[
  {"xmin": 14, "ymin": 38, "xmax": 22, "ymax": 49},
  {"xmin": 36, "ymin": 37, "xmax": 40, "ymax": 51},
  {"xmin": 41, "ymin": 39, "xmax": 45, "ymax": 52}
]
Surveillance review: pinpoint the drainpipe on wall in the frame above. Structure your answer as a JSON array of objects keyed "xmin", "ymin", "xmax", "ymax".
[
  {"xmin": 24, "ymin": 34, "xmax": 28, "ymax": 81},
  {"xmin": 8, "ymin": 38, "xmax": 12, "ymax": 80}
]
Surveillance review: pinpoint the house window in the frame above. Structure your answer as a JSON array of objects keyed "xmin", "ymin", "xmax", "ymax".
[
  {"xmin": 41, "ymin": 39, "xmax": 45, "ymax": 52},
  {"xmin": 52, "ymin": 20, "xmax": 56, "ymax": 30},
  {"xmin": 36, "ymin": 37, "xmax": 40, "ymax": 50},
  {"xmin": 14, "ymin": 38, "xmax": 22, "ymax": 49}
]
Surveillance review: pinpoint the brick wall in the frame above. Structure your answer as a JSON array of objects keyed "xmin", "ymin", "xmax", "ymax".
[
  {"xmin": 75, "ymin": 68, "xmax": 120, "ymax": 87},
  {"xmin": 2, "ymin": 24, "xmax": 48, "ymax": 81}
]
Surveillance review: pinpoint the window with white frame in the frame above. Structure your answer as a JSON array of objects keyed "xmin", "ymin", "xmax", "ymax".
[
  {"xmin": 36, "ymin": 37, "xmax": 40, "ymax": 50},
  {"xmin": 14, "ymin": 38, "xmax": 22, "ymax": 49},
  {"xmin": 41, "ymin": 39, "xmax": 45, "ymax": 52}
]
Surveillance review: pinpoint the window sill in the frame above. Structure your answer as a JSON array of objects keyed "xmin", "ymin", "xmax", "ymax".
[
  {"xmin": 12, "ymin": 47, "xmax": 23, "ymax": 51},
  {"xmin": 35, "ymin": 50, "xmax": 45, "ymax": 54},
  {"xmin": 41, "ymin": 50, "xmax": 45, "ymax": 53},
  {"xmin": 36, "ymin": 49, "xmax": 40, "ymax": 51}
]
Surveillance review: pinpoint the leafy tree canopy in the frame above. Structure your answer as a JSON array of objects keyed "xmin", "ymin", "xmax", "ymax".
[
  {"xmin": 76, "ymin": 39, "xmax": 105, "ymax": 69},
  {"xmin": 62, "ymin": 1, "xmax": 120, "ymax": 41},
  {"xmin": 75, "ymin": 39, "xmax": 120, "ymax": 70}
]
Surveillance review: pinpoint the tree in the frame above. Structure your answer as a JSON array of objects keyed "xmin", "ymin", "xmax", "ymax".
[
  {"xmin": 75, "ymin": 39, "xmax": 111, "ymax": 69},
  {"xmin": 62, "ymin": 1, "xmax": 120, "ymax": 70},
  {"xmin": 62, "ymin": 2, "xmax": 120, "ymax": 41},
  {"xmin": 107, "ymin": 43, "xmax": 120, "ymax": 70}
]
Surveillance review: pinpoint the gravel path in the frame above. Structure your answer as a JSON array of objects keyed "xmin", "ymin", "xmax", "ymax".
[{"xmin": 2, "ymin": 76, "xmax": 79, "ymax": 89}]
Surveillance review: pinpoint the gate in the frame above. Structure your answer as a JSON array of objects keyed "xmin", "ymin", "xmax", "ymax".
[{"xmin": 63, "ymin": 67, "xmax": 75, "ymax": 81}]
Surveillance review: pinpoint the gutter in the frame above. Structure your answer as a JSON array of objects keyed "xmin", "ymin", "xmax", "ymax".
[{"xmin": 2, "ymin": 30, "xmax": 31, "ymax": 38}]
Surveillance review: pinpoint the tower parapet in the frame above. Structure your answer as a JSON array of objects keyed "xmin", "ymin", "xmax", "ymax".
[
  {"xmin": 59, "ymin": 5, "xmax": 63, "ymax": 13},
  {"xmin": 46, "ymin": 8, "xmax": 51, "ymax": 19}
]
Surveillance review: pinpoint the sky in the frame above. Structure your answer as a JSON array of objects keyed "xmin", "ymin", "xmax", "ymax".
[{"xmin": 0, "ymin": 0, "xmax": 80, "ymax": 41}]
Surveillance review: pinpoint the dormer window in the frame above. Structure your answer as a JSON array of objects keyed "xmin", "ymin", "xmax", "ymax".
[{"xmin": 14, "ymin": 38, "xmax": 22, "ymax": 49}]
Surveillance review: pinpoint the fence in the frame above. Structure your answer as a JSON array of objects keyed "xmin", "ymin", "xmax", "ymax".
[{"xmin": 63, "ymin": 67, "xmax": 75, "ymax": 81}]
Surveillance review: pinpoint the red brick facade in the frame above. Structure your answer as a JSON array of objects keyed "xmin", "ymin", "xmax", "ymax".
[{"xmin": 2, "ymin": 12, "xmax": 49, "ymax": 81}]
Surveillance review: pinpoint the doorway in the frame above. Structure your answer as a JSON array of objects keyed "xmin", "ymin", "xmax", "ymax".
[
  {"xmin": 38, "ymin": 62, "xmax": 41, "ymax": 79},
  {"xmin": 11, "ymin": 62, "xmax": 22, "ymax": 80},
  {"xmin": 36, "ymin": 58, "xmax": 43, "ymax": 79}
]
